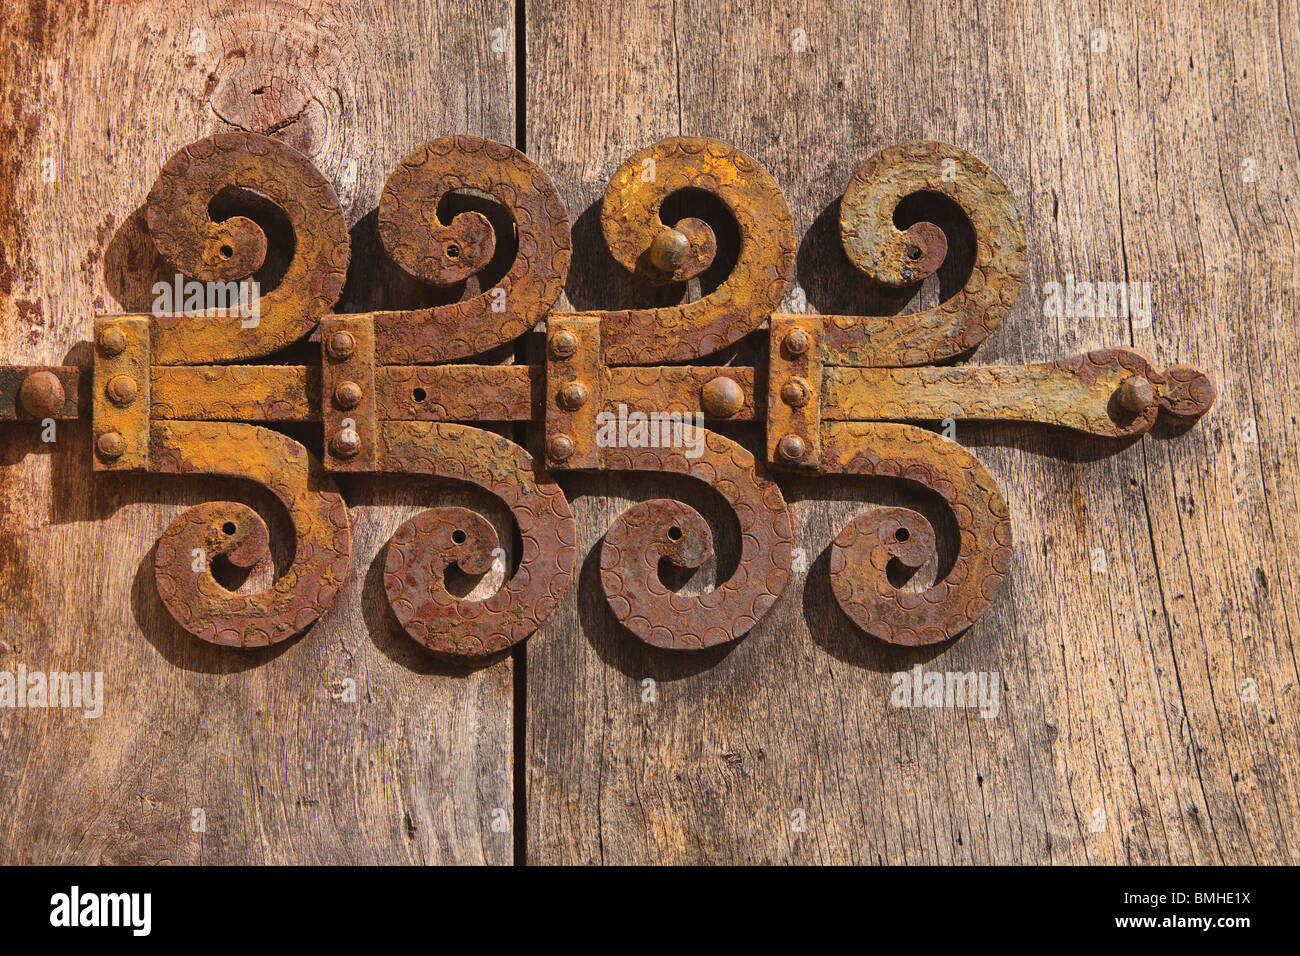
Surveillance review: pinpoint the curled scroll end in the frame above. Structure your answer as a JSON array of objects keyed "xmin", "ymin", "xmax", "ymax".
[
  {"xmin": 156, "ymin": 501, "xmax": 270, "ymax": 580},
  {"xmin": 371, "ymin": 136, "xmax": 572, "ymax": 363},
  {"xmin": 830, "ymin": 141, "xmax": 1027, "ymax": 365},
  {"xmin": 639, "ymin": 217, "xmax": 718, "ymax": 284},
  {"xmin": 612, "ymin": 499, "xmax": 715, "ymax": 572},
  {"xmin": 144, "ymin": 130, "xmax": 351, "ymax": 363},
  {"xmin": 840, "ymin": 140, "xmax": 1026, "ymax": 288},
  {"xmin": 383, "ymin": 506, "xmax": 506, "ymax": 654},
  {"xmin": 377, "ymin": 139, "xmax": 502, "ymax": 286},
  {"xmin": 600, "ymin": 139, "xmax": 736, "ymax": 284},
  {"xmin": 149, "ymin": 421, "xmax": 353, "ymax": 648},
  {"xmin": 153, "ymin": 501, "xmax": 296, "ymax": 648},
  {"xmin": 830, "ymin": 508, "xmax": 950, "ymax": 646},
  {"xmin": 600, "ymin": 499, "xmax": 716, "ymax": 647},
  {"xmin": 822, "ymin": 422, "xmax": 1012, "ymax": 646},
  {"xmin": 396, "ymin": 208, "xmax": 496, "ymax": 287},
  {"xmin": 597, "ymin": 429, "xmax": 793, "ymax": 650},
  {"xmin": 377, "ymin": 422, "xmax": 577, "ymax": 659},
  {"xmin": 1157, "ymin": 364, "xmax": 1216, "ymax": 421},
  {"xmin": 596, "ymin": 137, "xmax": 796, "ymax": 364}
]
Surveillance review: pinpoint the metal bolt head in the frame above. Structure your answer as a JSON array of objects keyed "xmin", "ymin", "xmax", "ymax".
[
  {"xmin": 106, "ymin": 374, "xmax": 138, "ymax": 406},
  {"xmin": 700, "ymin": 375, "xmax": 744, "ymax": 418},
  {"xmin": 784, "ymin": 327, "xmax": 811, "ymax": 356},
  {"xmin": 18, "ymin": 370, "xmax": 64, "ymax": 418},
  {"xmin": 334, "ymin": 380, "xmax": 363, "ymax": 410},
  {"xmin": 1117, "ymin": 375, "xmax": 1155, "ymax": 412},
  {"xmin": 547, "ymin": 433, "xmax": 575, "ymax": 462},
  {"xmin": 327, "ymin": 330, "xmax": 356, "ymax": 360},
  {"xmin": 780, "ymin": 378, "xmax": 810, "ymax": 408},
  {"xmin": 777, "ymin": 433, "xmax": 807, "ymax": 461},
  {"xmin": 96, "ymin": 431, "xmax": 125, "ymax": 460},
  {"xmin": 330, "ymin": 431, "xmax": 361, "ymax": 459},
  {"xmin": 558, "ymin": 381, "xmax": 588, "ymax": 410},
  {"xmin": 97, "ymin": 326, "xmax": 126, "ymax": 356},
  {"xmin": 648, "ymin": 227, "xmax": 690, "ymax": 272},
  {"xmin": 550, "ymin": 330, "xmax": 578, "ymax": 359}
]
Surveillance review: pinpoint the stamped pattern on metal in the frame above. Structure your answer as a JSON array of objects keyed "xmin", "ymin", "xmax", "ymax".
[{"xmin": 0, "ymin": 132, "xmax": 1215, "ymax": 658}]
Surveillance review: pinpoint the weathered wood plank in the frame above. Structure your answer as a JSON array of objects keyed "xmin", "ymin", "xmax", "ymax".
[
  {"xmin": 0, "ymin": 0, "xmax": 519, "ymax": 864},
  {"xmin": 524, "ymin": 0, "xmax": 1299, "ymax": 863}
]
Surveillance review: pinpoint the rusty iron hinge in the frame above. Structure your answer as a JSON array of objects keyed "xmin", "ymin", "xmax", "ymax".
[{"xmin": 0, "ymin": 132, "xmax": 1215, "ymax": 657}]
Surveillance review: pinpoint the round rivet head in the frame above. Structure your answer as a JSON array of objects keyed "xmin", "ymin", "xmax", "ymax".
[
  {"xmin": 547, "ymin": 433, "xmax": 575, "ymax": 462},
  {"xmin": 96, "ymin": 431, "xmax": 125, "ymax": 460},
  {"xmin": 784, "ymin": 327, "xmax": 811, "ymax": 356},
  {"xmin": 780, "ymin": 378, "xmax": 810, "ymax": 408},
  {"xmin": 777, "ymin": 433, "xmax": 807, "ymax": 461},
  {"xmin": 700, "ymin": 376, "xmax": 744, "ymax": 418},
  {"xmin": 648, "ymin": 227, "xmax": 690, "ymax": 273},
  {"xmin": 327, "ymin": 330, "xmax": 356, "ymax": 360},
  {"xmin": 1117, "ymin": 375, "xmax": 1155, "ymax": 413},
  {"xmin": 334, "ymin": 380, "xmax": 363, "ymax": 409},
  {"xmin": 550, "ymin": 330, "xmax": 578, "ymax": 359},
  {"xmin": 330, "ymin": 431, "xmax": 361, "ymax": 459},
  {"xmin": 558, "ymin": 381, "xmax": 588, "ymax": 410},
  {"xmin": 106, "ymin": 374, "xmax": 138, "ymax": 406},
  {"xmin": 18, "ymin": 370, "xmax": 65, "ymax": 418},
  {"xmin": 97, "ymin": 326, "xmax": 126, "ymax": 356}
]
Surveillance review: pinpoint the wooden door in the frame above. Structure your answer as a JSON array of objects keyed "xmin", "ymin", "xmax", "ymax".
[{"xmin": 1, "ymin": 0, "xmax": 1295, "ymax": 864}]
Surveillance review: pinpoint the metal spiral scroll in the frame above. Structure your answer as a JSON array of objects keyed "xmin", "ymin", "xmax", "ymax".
[
  {"xmin": 594, "ymin": 137, "xmax": 796, "ymax": 364},
  {"xmin": 150, "ymin": 422, "xmax": 353, "ymax": 647},
  {"xmin": 68, "ymin": 131, "xmax": 1216, "ymax": 659},
  {"xmin": 823, "ymin": 422, "xmax": 1012, "ymax": 646},
  {"xmin": 379, "ymin": 422, "xmax": 577, "ymax": 658},
  {"xmin": 824, "ymin": 141, "xmax": 1028, "ymax": 366},
  {"xmin": 372, "ymin": 136, "xmax": 572, "ymax": 363},
  {"xmin": 598, "ymin": 429, "xmax": 793, "ymax": 650},
  {"xmin": 145, "ymin": 131, "xmax": 352, "ymax": 364}
]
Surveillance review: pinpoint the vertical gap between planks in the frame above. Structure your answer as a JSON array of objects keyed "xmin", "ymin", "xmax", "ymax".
[{"xmin": 511, "ymin": 0, "xmax": 529, "ymax": 867}]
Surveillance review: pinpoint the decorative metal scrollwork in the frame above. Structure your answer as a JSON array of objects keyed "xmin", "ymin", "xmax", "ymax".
[
  {"xmin": 379, "ymin": 421, "xmax": 576, "ymax": 658},
  {"xmin": 151, "ymin": 421, "xmax": 353, "ymax": 647},
  {"xmin": 373, "ymin": 136, "xmax": 572, "ymax": 364},
  {"xmin": 0, "ymin": 130, "xmax": 1216, "ymax": 659},
  {"xmin": 145, "ymin": 130, "xmax": 352, "ymax": 364},
  {"xmin": 598, "ymin": 428, "xmax": 793, "ymax": 650}
]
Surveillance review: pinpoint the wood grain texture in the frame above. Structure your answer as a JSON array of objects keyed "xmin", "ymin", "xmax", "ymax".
[
  {"xmin": 523, "ymin": 0, "xmax": 1300, "ymax": 863},
  {"xmin": 0, "ymin": 0, "xmax": 519, "ymax": 863}
]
